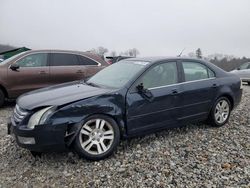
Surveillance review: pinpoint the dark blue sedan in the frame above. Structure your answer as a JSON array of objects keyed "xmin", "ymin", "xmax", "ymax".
[{"xmin": 8, "ymin": 57, "xmax": 242, "ymax": 160}]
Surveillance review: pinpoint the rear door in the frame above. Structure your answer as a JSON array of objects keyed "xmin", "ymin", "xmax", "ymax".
[
  {"xmin": 49, "ymin": 53, "xmax": 84, "ymax": 85},
  {"xmin": 7, "ymin": 52, "xmax": 49, "ymax": 97},
  {"xmin": 178, "ymin": 60, "xmax": 217, "ymax": 122}
]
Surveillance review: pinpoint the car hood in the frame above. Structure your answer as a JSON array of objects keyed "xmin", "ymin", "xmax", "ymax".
[
  {"xmin": 230, "ymin": 69, "xmax": 250, "ymax": 76},
  {"xmin": 17, "ymin": 81, "xmax": 113, "ymax": 110}
]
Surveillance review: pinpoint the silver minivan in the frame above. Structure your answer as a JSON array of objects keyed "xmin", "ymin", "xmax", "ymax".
[{"xmin": 231, "ymin": 62, "xmax": 250, "ymax": 85}]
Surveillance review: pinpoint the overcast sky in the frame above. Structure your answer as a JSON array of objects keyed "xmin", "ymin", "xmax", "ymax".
[{"xmin": 1, "ymin": 0, "xmax": 250, "ymax": 57}]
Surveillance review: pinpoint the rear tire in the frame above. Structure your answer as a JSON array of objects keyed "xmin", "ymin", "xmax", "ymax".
[
  {"xmin": 74, "ymin": 115, "xmax": 120, "ymax": 161},
  {"xmin": 208, "ymin": 97, "xmax": 232, "ymax": 127},
  {"xmin": 0, "ymin": 89, "xmax": 5, "ymax": 107}
]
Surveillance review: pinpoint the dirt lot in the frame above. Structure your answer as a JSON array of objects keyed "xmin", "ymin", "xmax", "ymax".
[{"xmin": 0, "ymin": 86, "xmax": 249, "ymax": 188}]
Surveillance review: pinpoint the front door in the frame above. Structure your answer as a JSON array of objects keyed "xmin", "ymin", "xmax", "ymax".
[
  {"xmin": 7, "ymin": 53, "xmax": 49, "ymax": 98},
  {"xmin": 126, "ymin": 61, "xmax": 181, "ymax": 135}
]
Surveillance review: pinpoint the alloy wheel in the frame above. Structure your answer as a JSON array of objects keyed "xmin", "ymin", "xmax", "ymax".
[
  {"xmin": 79, "ymin": 118, "xmax": 114, "ymax": 155},
  {"xmin": 214, "ymin": 99, "xmax": 230, "ymax": 124}
]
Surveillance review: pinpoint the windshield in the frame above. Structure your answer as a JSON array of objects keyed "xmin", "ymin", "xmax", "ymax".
[
  {"xmin": 0, "ymin": 52, "xmax": 26, "ymax": 66},
  {"xmin": 239, "ymin": 62, "xmax": 250, "ymax": 70},
  {"xmin": 87, "ymin": 60, "xmax": 149, "ymax": 88}
]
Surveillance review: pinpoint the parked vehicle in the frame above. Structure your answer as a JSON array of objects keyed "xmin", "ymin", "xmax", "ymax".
[
  {"xmin": 105, "ymin": 56, "xmax": 132, "ymax": 64},
  {"xmin": 230, "ymin": 62, "xmax": 250, "ymax": 85},
  {"xmin": 0, "ymin": 50, "xmax": 108, "ymax": 107},
  {"xmin": 0, "ymin": 47, "xmax": 30, "ymax": 60},
  {"xmin": 8, "ymin": 57, "xmax": 242, "ymax": 160}
]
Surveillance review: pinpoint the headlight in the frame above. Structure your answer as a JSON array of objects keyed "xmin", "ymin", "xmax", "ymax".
[{"xmin": 27, "ymin": 106, "xmax": 56, "ymax": 129}]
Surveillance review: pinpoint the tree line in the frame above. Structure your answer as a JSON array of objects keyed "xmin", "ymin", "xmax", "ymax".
[
  {"xmin": 189, "ymin": 48, "xmax": 250, "ymax": 71},
  {"xmin": 88, "ymin": 46, "xmax": 140, "ymax": 59}
]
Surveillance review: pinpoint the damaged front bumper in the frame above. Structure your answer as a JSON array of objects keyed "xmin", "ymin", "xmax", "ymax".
[{"xmin": 7, "ymin": 117, "xmax": 70, "ymax": 152}]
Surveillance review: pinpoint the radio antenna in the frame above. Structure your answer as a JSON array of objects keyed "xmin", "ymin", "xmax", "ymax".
[{"xmin": 177, "ymin": 48, "xmax": 185, "ymax": 57}]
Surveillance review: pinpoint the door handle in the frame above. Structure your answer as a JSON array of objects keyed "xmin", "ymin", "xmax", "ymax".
[
  {"xmin": 76, "ymin": 70, "xmax": 83, "ymax": 74},
  {"xmin": 38, "ymin": 71, "xmax": 47, "ymax": 74},
  {"xmin": 212, "ymin": 83, "xmax": 217, "ymax": 88},
  {"xmin": 171, "ymin": 89, "xmax": 179, "ymax": 95}
]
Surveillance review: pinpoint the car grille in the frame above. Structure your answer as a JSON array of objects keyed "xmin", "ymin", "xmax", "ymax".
[{"xmin": 13, "ymin": 105, "xmax": 28, "ymax": 124}]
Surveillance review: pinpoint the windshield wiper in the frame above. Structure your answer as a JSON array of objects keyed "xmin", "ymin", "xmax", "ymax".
[
  {"xmin": 79, "ymin": 80, "xmax": 85, "ymax": 84},
  {"xmin": 85, "ymin": 81, "xmax": 100, "ymax": 88}
]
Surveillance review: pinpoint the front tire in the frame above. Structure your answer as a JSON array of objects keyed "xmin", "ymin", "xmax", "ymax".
[
  {"xmin": 208, "ymin": 97, "xmax": 231, "ymax": 127},
  {"xmin": 30, "ymin": 151, "xmax": 42, "ymax": 158},
  {"xmin": 0, "ymin": 89, "xmax": 5, "ymax": 107},
  {"xmin": 74, "ymin": 115, "xmax": 120, "ymax": 161}
]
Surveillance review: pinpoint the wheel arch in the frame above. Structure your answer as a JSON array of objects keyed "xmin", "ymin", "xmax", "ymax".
[
  {"xmin": 207, "ymin": 93, "xmax": 234, "ymax": 127},
  {"xmin": 65, "ymin": 112, "xmax": 126, "ymax": 147},
  {"xmin": 0, "ymin": 84, "xmax": 8, "ymax": 98},
  {"xmin": 217, "ymin": 94, "xmax": 234, "ymax": 110},
  {"xmin": 216, "ymin": 84, "xmax": 236, "ymax": 110},
  {"xmin": 85, "ymin": 112, "xmax": 126, "ymax": 137}
]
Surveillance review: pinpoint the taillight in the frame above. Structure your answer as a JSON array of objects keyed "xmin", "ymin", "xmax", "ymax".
[{"xmin": 107, "ymin": 60, "xmax": 112, "ymax": 65}]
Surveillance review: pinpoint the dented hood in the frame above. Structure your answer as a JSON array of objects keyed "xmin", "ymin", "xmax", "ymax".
[{"xmin": 17, "ymin": 81, "xmax": 112, "ymax": 110}]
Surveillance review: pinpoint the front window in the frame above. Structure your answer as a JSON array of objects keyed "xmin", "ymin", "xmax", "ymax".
[
  {"xmin": 87, "ymin": 61, "xmax": 149, "ymax": 88},
  {"xmin": 16, "ymin": 53, "xmax": 47, "ymax": 67},
  {"xmin": 239, "ymin": 62, "xmax": 250, "ymax": 70},
  {"xmin": 136, "ymin": 62, "xmax": 178, "ymax": 89}
]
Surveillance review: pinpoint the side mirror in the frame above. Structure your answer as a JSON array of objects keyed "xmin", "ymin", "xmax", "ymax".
[
  {"xmin": 136, "ymin": 83, "xmax": 154, "ymax": 101},
  {"xmin": 136, "ymin": 83, "xmax": 144, "ymax": 92},
  {"xmin": 10, "ymin": 64, "xmax": 20, "ymax": 71}
]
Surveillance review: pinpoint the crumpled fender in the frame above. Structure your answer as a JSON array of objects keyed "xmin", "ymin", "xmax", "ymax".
[{"xmin": 49, "ymin": 93, "xmax": 126, "ymax": 146}]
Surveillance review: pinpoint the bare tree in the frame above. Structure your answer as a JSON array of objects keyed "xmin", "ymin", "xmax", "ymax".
[
  {"xmin": 120, "ymin": 48, "xmax": 140, "ymax": 57},
  {"xmin": 97, "ymin": 46, "xmax": 108, "ymax": 56},
  {"xmin": 90, "ymin": 46, "xmax": 108, "ymax": 59},
  {"xmin": 120, "ymin": 51, "xmax": 129, "ymax": 56},
  {"xmin": 90, "ymin": 46, "xmax": 108, "ymax": 56},
  {"xmin": 188, "ymin": 52, "xmax": 196, "ymax": 58},
  {"xmin": 110, "ymin": 51, "xmax": 117, "ymax": 57},
  {"xmin": 128, "ymin": 48, "xmax": 140, "ymax": 57},
  {"xmin": 196, "ymin": 48, "xmax": 202, "ymax": 59}
]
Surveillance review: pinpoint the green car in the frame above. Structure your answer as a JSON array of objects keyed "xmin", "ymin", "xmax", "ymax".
[{"xmin": 0, "ymin": 47, "xmax": 30, "ymax": 61}]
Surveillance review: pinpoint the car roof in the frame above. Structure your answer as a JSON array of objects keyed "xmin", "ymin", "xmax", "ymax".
[
  {"xmin": 21, "ymin": 49, "xmax": 108, "ymax": 65},
  {"xmin": 126, "ymin": 56, "xmax": 205, "ymax": 63},
  {"xmin": 127, "ymin": 56, "xmax": 229, "ymax": 77}
]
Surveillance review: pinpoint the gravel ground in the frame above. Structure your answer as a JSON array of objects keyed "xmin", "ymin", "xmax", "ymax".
[{"xmin": 0, "ymin": 86, "xmax": 249, "ymax": 188}]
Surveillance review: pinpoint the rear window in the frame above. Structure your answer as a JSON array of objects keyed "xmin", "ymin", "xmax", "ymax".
[
  {"xmin": 182, "ymin": 62, "xmax": 215, "ymax": 81},
  {"xmin": 51, "ymin": 53, "xmax": 78, "ymax": 66},
  {"xmin": 78, "ymin": 55, "xmax": 98, "ymax": 65}
]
